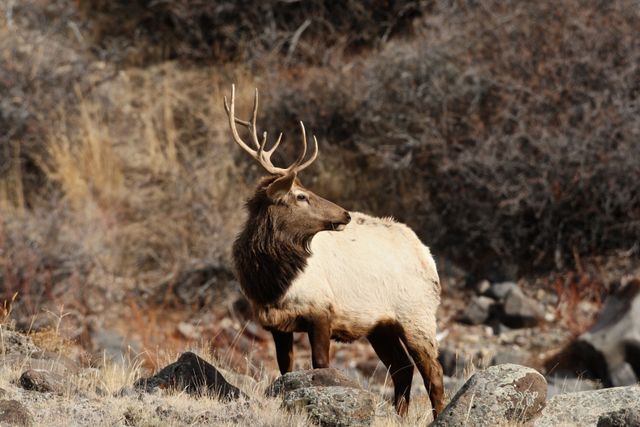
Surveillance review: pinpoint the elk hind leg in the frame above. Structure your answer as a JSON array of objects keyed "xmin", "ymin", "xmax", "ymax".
[
  {"xmin": 368, "ymin": 323, "xmax": 414, "ymax": 416},
  {"xmin": 401, "ymin": 329, "xmax": 445, "ymax": 418}
]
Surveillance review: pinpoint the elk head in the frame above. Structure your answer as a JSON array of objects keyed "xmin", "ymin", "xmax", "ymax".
[{"xmin": 224, "ymin": 85, "xmax": 351, "ymax": 241}]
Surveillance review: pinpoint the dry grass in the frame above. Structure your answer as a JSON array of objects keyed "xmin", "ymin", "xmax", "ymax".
[
  {"xmin": 1, "ymin": 1, "xmax": 639, "ymax": 412},
  {"xmin": 0, "ymin": 320, "xmax": 443, "ymax": 426},
  {"xmin": 1, "ymin": 56, "xmax": 257, "ymax": 325},
  {"xmin": 39, "ymin": 66, "xmax": 249, "ymax": 279}
]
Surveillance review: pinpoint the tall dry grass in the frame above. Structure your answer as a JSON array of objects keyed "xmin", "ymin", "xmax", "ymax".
[
  {"xmin": 2, "ymin": 0, "xmax": 640, "ymax": 368},
  {"xmin": 1, "ymin": 57, "xmax": 260, "ymax": 330},
  {"xmin": 41, "ymin": 67, "xmax": 248, "ymax": 279}
]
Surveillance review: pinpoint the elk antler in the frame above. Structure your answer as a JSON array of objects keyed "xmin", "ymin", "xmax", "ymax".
[{"xmin": 223, "ymin": 84, "xmax": 318, "ymax": 176}]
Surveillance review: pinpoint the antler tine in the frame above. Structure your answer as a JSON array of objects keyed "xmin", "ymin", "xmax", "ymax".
[
  {"xmin": 291, "ymin": 121, "xmax": 308, "ymax": 169},
  {"xmin": 250, "ymin": 88, "xmax": 261, "ymax": 149},
  {"xmin": 223, "ymin": 85, "xmax": 255, "ymax": 157},
  {"xmin": 224, "ymin": 84, "xmax": 288, "ymax": 175},
  {"xmin": 256, "ymin": 130, "xmax": 268, "ymax": 159},
  {"xmin": 271, "ymin": 132, "xmax": 283, "ymax": 154},
  {"xmin": 224, "ymin": 85, "xmax": 320, "ymax": 176},
  {"xmin": 295, "ymin": 134, "xmax": 319, "ymax": 173},
  {"xmin": 259, "ymin": 132, "xmax": 282, "ymax": 157},
  {"xmin": 228, "ymin": 88, "xmax": 260, "ymax": 149}
]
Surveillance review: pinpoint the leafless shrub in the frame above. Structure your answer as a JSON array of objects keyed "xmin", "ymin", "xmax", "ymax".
[
  {"xmin": 0, "ymin": 206, "xmax": 89, "ymax": 325},
  {"xmin": 76, "ymin": 0, "xmax": 427, "ymax": 65},
  {"xmin": 265, "ymin": 0, "xmax": 640, "ymax": 277},
  {"xmin": 0, "ymin": 0, "xmax": 113, "ymax": 207}
]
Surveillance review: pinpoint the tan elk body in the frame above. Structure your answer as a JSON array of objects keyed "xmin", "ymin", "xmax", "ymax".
[{"xmin": 224, "ymin": 85, "xmax": 444, "ymax": 417}]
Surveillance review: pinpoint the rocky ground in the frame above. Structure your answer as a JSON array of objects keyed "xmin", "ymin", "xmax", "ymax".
[
  {"xmin": 1, "ymin": 323, "xmax": 639, "ymax": 427},
  {"xmin": 2, "ymin": 277, "xmax": 639, "ymax": 426}
]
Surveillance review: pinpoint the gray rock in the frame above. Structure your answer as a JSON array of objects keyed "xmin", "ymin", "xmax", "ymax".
[
  {"xmin": 438, "ymin": 347, "xmax": 468, "ymax": 377},
  {"xmin": 431, "ymin": 364, "xmax": 547, "ymax": 427},
  {"xmin": 458, "ymin": 296, "xmax": 495, "ymax": 325},
  {"xmin": 19, "ymin": 369, "xmax": 71, "ymax": 395},
  {"xmin": 282, "ymin": 386, "xmax": 377, "ymax": 427},
  {"xmin": 609, "ymin": 361, "xmax": 638, "ymax": 386},
  {"xmin": 0, "ymin": 330, "xmax": 38, "ymax": 356},
  {"xmin": 267, "ymin": 368, "xmax": 360, "ymax": 397},
  {"xmin": 486, "ymin": 281, "xmax": 519, "ymax": 300},
  {"xmin": 501, "ymin": 287, "xmax": 544, "ymax": 328},
  {"xmin": 597, "ymin": 406, "xmax": 640, "ymax": 427},
  {"xmin": 575, "ymin": 280, "xmax": 640, "ymax": 386},
  {"xmin": 0, "ymin": 399, "xmax": 33, "ymax": 427},
  {"xmin": 535, "ymin": 385, "xmax": 640, "ymax": 426},
  {"xmin": 475, "ymin": 280, "xmax": 491, "ymax": 295}
]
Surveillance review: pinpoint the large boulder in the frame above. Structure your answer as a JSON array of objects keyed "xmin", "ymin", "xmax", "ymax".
[
  {"xmin": 534, "ymin": 385, "xmax": 640, "ymax": 426},
  {"xmin": 267, "ymin": 368, "xmax": 360, "ymax": 397},
  {"xmin": 19, "ymin": 369, "xmax": 71, "ymax": 395},
  {"xmin": 134, "ymin": 352, "xmax": 244, "ymax": 400},
  {"xmin": 431, "ymin": 364, "xmax": 547, "ymax": 427},
  {"xmin": 574, "ymin": 279, "xmax": 640, "ymax": 386},
  {"xmin": 269, "ymin": 369, "xmax": 385, "ymax": 426},
  {"xmin": 282, "ymin": 386, "xmax": 378, "ymax": 427}
]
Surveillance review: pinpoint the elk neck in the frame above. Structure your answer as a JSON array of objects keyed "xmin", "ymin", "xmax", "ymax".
[{"xmin": 232, "ymin": 176, "xmax": 312, "ymax": 306}]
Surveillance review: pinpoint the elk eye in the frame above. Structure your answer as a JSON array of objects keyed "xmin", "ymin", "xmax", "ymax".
[{"xmin": 296, "ymin": 194, "xmax": 308, "ymax": 202}]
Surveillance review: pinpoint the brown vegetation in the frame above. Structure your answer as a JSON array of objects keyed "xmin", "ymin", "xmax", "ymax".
[
  {"xmin": 77, "ymin": 0, "xmax": 424, "ymax": 65},
  {"xmin": 1, "ymin": 0, "xmax": 639, "ymax": 363},
  {"xmin": 264, "ymin": 0, "xmax": 640, "ymax": 278}
]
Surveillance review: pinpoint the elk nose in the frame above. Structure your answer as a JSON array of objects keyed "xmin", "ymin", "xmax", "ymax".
[{"xmin": 344, "ymin": 211, "xmax": 351, "ymax": 224}]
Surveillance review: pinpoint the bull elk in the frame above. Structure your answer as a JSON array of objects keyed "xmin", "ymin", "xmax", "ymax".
[{"xmin": 223, "ymin": 85, "xmax": 444, "ymax": 417}]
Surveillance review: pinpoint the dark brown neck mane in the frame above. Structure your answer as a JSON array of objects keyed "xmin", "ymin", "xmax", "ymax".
[{"xmin": 232, "ymin": 176, "xmax": 312, "ymax": 306}]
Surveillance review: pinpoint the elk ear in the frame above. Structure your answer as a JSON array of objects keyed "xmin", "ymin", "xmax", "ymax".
[{"xmin": 267, "ymin": 172, "xmax": 297, "ymax": 200}]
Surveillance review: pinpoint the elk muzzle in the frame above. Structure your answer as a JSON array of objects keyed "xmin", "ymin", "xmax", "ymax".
[{"xmin": 329, "ymin": 210, "xmax": 351, "ymax": 231}]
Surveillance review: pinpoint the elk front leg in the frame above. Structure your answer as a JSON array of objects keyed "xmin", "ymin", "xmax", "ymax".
[
  {"xmin": 271, "ymin": 330, "xmax": 294, "ymax": 374},
  {"xmin": 307, "ymin": 316, "xmax": 331, "ymax": 369}
]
